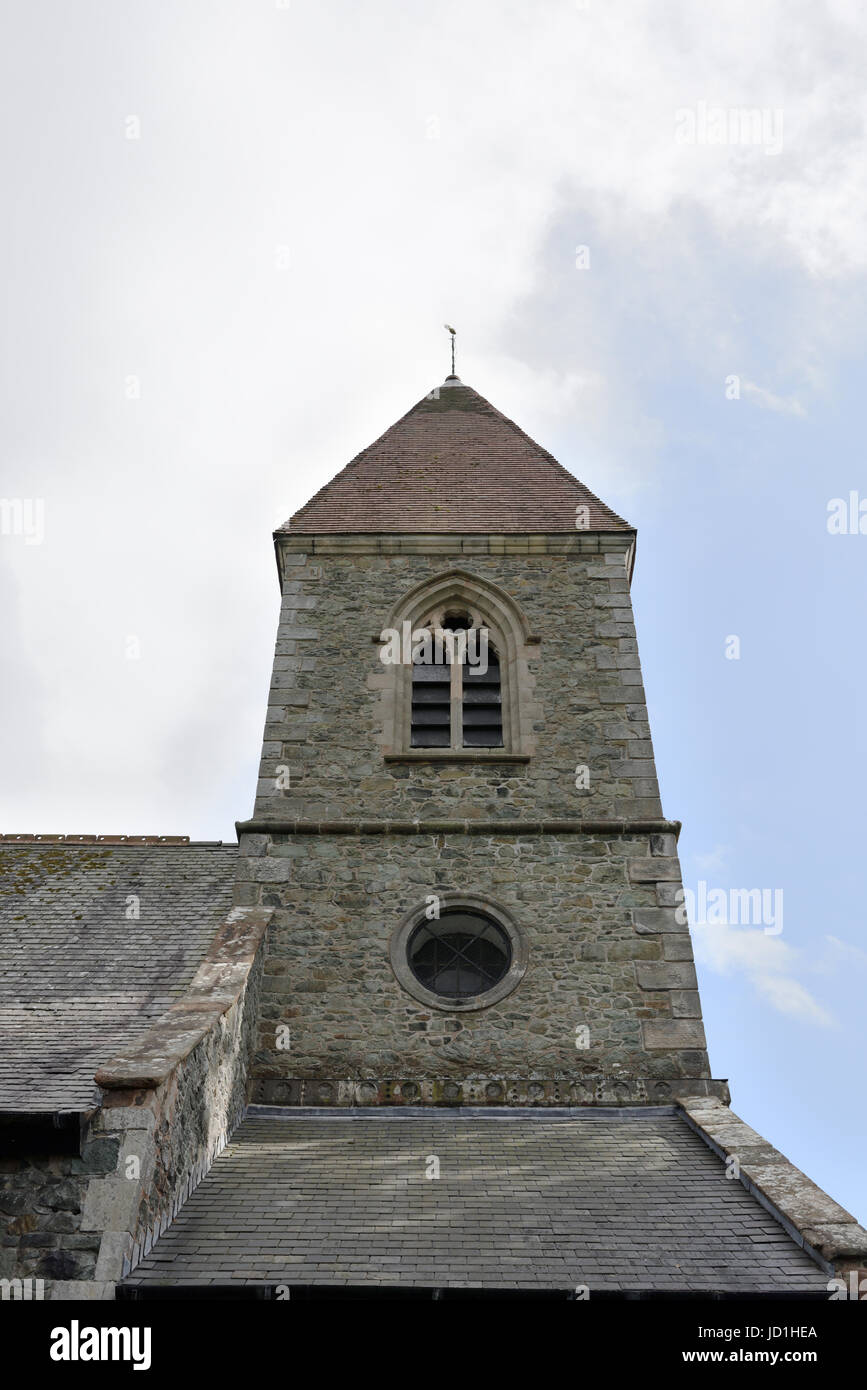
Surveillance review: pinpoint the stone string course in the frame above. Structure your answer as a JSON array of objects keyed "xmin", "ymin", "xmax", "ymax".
[{"xmin": 239, "ymin": 817, "xmax": 682, "ymax": 836}]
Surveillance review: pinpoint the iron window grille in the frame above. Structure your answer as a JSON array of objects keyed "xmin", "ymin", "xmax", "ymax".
[{"xmin": 407, "ymin": 909, "xmax": 512, "ymax": 999}]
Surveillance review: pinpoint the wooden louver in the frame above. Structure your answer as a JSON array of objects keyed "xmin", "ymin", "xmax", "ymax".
[
  {"xmin": 410, "ymin": 628, "xmax": 503, "ymax": 749},
  {"xmin": 461, "ymin": 650, "xmax": 503, "ymax": 747}
]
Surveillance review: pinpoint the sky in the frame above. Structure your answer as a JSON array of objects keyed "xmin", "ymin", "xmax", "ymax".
[{"xmin": 1, "ymin": 1, "xmax": 865, "ymax": 1221}]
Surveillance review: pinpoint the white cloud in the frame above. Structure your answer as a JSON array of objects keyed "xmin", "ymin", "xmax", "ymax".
[
  {"xmin": 816, "ymin": 935, "xmax": 867, "ymax": 972},
  {"xmin": 695, "ymin": 924, "xmax": 834, "ymax": 1027},
  {"xmin": 692, "ymin": 845, "xmax": 731, "ymax": 874},
  {"xmin": 750, "ymin": 973, "xmax": 832, "ymax": 1025},
  {"xmin": 741, "ymin": 381, "xmax": 807, "ymax": 416}
]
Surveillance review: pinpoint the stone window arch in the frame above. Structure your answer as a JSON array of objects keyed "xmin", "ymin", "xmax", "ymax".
[{"xmin": 374, "ymin": 569, "xmax": 540, "ymax": 760}]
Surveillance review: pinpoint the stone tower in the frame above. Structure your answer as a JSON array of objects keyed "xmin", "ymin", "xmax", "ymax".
[{"xmin": 238, "ymin": 374, "xmax": 725, "ymax": 1109}]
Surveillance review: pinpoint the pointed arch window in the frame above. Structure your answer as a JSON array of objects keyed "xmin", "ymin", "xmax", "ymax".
[
  {"xmin": 378, "ymin": 570, "xmax": 539, "ymax": 761},
  {"xmin": 410, "ymin": 610, "xmax": 503, "ymax": 749}
]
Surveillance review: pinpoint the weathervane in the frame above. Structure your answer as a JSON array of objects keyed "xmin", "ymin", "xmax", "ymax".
[{"xmin": 444, "ymin": 323, "xmax": 456, "ymax": 377}]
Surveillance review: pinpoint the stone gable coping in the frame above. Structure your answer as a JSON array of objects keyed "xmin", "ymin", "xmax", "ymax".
[
  {"xmin": 677, "ymin": 1096, "xmax": 867, "ymax": 1271},
  {"xmin": 84, "ymin": 938, "xmax": 268, "ymax": 1292},
  {"xmin": 95, "ymin": 907, "xmax": 273, "ymax": 1089}
]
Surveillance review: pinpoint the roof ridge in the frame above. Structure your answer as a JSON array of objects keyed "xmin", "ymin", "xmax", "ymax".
[{"xmin": 0, "ymin": 834, "xmax": 234, "ymax": 846}]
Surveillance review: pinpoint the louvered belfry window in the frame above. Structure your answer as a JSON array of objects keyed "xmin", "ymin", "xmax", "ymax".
[
  {"xmin": 410, "ymin": 655, "xmax": 452, "ymax": 747},
  {"xmin": 411, "ymin": 611, "xmax": 503, "ymax": 749},
  {"xmin": 462, "ymin": 648, "xmax": 503, "ymax": 747}
]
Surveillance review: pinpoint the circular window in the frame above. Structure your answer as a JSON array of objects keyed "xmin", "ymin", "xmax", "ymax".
[
  {"xmin": 389, "ymin": 894, "xmax": 527, "ymax": 1011},
  {"xmin": 407, "ymin": 910, "xmax": 511, "ymax": 999}
]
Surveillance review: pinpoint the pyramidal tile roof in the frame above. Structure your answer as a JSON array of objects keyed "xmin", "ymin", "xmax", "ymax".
[{"xmin": 282, "ymin": 377, "xmax": 631, "ymax": 534}]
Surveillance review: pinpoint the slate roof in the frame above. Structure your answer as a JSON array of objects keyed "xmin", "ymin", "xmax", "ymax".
[
  {"xmin": 0, "ymin": 841, "xmax": 238, "ymax": 1112},
  {"xmin": 124, "ymin": 1107, "xmax": 829, "ymax": 1294},
  {"xmin": 283, "ymin": 378, "xmax": 631, "ymax": 534}
]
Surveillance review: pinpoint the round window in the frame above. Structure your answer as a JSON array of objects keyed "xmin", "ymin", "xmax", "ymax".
[{"xmin": 407, "ymin": 910, "xmax": 512, "ymax": 1000}]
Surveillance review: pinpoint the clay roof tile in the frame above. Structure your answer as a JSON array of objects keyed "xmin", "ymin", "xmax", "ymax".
[{"xmin": 282, "ymin": 378, "xmax": 630, "ymax": 534}]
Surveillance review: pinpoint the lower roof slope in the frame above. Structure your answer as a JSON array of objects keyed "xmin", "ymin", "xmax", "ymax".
[
  {"xmin": 124, "ymin": 1107, "xmax": 829, "ymax": 1294},
  {"xmin": 0, "ymin": 841, "xmax": 238, "ymax": 1112}
]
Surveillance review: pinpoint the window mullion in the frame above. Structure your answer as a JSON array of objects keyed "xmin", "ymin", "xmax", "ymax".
[{"xmin": 451, "ymin": 658, "xmax": 462, "ymax": 748}]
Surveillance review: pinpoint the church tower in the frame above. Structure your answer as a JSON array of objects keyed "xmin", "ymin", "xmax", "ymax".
[
  {"xmin": 238, "ymin": 373, "xmax": 721, "ymax": 1107},
  {"xmin": 121, "ymin": 369, "xmax": 866, "ymax": 1298}
]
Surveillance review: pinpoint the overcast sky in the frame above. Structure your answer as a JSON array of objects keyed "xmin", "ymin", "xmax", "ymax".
[{"xmin": 2, "ymin": 1, "xmax": 865, "ymax": 1221}]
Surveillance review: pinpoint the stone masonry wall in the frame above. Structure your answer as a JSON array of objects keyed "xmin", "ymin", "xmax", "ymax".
[
  {"xmin": 0, "ymin": 1128, "xmax": 111, "ymax": 1292},
  {"xmin": 252, "ymin": 540, "xmax": 663, "ymax": 823},
  {"xmin": 244, "ymin": 826, "xmax": 714, "ymax": 1099}
]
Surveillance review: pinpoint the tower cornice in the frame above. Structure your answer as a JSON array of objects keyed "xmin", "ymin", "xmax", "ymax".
[{"xmin": 274, "ymin": 529, "xmax": 637, "ymax": 584}]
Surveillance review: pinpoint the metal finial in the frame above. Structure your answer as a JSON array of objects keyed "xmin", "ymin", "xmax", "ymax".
[{"xmin": 444, "ymin": 324, "xmax": 456, "ymax": 377}]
